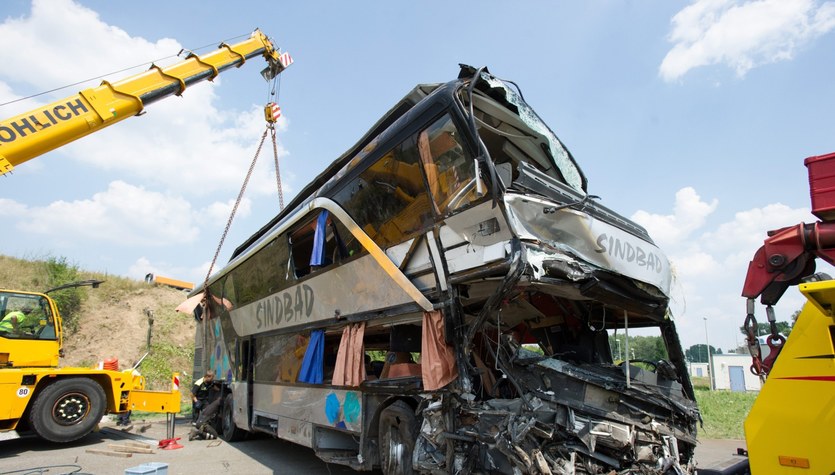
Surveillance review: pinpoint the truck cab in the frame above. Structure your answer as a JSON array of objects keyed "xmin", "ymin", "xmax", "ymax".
[{"xmin": 0, "ymin": 289, "xmax": 62, "ymax": 368}]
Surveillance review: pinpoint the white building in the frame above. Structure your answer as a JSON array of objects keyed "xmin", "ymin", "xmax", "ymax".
[
  {"xmin": 710, "ymin": 354, "xmax": 762, "ymax": 392},
  {"xmin": 687, "ymin": 362, "xmax": 709, "ymax": 379}
]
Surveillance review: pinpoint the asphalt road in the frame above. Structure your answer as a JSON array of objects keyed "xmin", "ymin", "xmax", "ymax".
[
  {"xmin": 0, "ymin": 417, "xmax": 746, "ymax": 475},
  {"xmin": 0, "ymin": 417, "xmax": 377, "ymax": 475}
]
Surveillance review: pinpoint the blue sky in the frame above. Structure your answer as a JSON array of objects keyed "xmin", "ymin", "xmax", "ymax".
[{"xmin": 1, "ymin": 0, "xmax": 834, "ymax": 353}]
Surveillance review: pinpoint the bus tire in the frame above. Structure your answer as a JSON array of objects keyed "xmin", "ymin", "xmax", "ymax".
[
  {"xmin": 29, "ymin": 378, "xmax": 106, "ymax": 443},
  {"xmin": 220, "ymin": 393, "xmax": 247, "ymax": 442},
  {"xmin": 378, "ymin": 400, "xmax": 417, "ymax": 475}
]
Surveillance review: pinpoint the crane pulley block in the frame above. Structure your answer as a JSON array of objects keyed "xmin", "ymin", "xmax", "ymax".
[{"xmin": 264, "ymin": 102, "xmax": 281, "ymax": 124}]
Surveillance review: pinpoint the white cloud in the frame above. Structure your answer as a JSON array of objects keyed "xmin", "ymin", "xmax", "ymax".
[
  {"xmin": 200, "ymin": 197, "xmax": 253, "ymax": 224},
  {"xmin": 0, "ymin": 0, "xmax": 181, "ymax": 93},
  {"xmin": 632, "ymin": 187, "xmax": 818, "ymax": 351},
  {"xmin": 15, "ymin": 181, "xmax": 199, "ymax": 246},
  {"xmin": 705, "ymin": 203, "xmax": 814, "ymax": 259},
  {"xmin": 632, "ymin": 187, "xmax": 718, "ymax": 248},
  {"xmin": 660, "ymin": 0, "xmax": 835, "ymax": 81},
  {"xmin": 0, "ymin": 198, "xmax": 28, "ymax": 216},
  {"xmin": 0, "ymin": 0, "xmax": 290, "ymax": 195}
]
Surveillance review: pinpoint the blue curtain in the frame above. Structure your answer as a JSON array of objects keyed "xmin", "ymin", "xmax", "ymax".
[
  {"xmin": 298, "ymin": 329, "xmax": 324, "ymax": 384},
  {"xmin": 310, "ymin": 210, "xmax": 329, "ymax": 267}
]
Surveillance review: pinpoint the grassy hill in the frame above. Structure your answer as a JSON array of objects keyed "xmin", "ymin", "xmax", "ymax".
[{"xmin": 0, "ymin": 254, "xmax": 196, "ymax": 402}]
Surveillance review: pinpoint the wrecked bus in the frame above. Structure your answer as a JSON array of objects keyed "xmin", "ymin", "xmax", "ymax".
[{"xmin": 192, "ymin": 65, "xmax": 700, "ymax": 474}]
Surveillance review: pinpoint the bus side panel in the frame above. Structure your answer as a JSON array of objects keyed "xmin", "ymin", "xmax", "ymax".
[
  {"xmin": 252, "ymin": 384, "xmax": 363, "ymax": 435},
  {"xmin": 229, "ymin": 254, "xmax": 420, "ymax": 337},
  {"xmin": 231, "ymin": 381, "xmax": 250, "ymax": 431},
  {"xmin": 277, "ymin": 416, "xmax": 312, "ymax": 447}
]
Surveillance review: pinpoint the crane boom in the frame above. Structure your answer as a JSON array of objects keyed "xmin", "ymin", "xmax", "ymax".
[{"xmin": 0, "ymin": 28, "xmax": 291, "ymax": 175}]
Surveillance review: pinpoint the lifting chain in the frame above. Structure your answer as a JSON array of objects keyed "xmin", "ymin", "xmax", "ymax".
[
  {"xmin": 203, "ymin": 127, "xmax": 270, "ymax": 292},
  {"xmin": 203, "ymin": 101, "xmax": 286, "ymax": 293},
  {"xmin": 744, "ymin": 298, "xmax": 786, "ymax": 380},
  {"xmin": 269, "ymin": 124, "xmax": 285, "ymax": 210}
]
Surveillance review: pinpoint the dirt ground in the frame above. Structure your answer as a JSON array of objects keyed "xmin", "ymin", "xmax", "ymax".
[{"xmin": 61, "ymin": 285, "xmax": 195, "ymax": 370}]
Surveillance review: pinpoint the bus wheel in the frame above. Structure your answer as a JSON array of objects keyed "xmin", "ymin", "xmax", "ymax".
[
  {"xmin": 378, "ymin": 401, "xmax": 417, "ymax": 475},
  {"xmin": 220, "ymin": 394, "xmax": 247, "ymax": 442},
  {"xmin": 29, "ymin": 378, "xmax": 106, "ymax": 443}
]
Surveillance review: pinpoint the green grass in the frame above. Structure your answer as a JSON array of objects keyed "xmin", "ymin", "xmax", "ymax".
[
  {"xmin": 139, "ymin": 342, "xmax": 194, "ymax": 406},
  {"xmin": 695, "ymin": 387, "xmax": 758, "ymax": 439}
]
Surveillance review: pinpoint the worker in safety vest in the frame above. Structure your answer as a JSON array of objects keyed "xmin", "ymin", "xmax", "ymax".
[
  {"xmin": 191, "ymin": 370, "xmax": 221, "ymax": 423},
  {"xmin": 0, "ymin": 305, "xmax": 34, "ymax": 335}
]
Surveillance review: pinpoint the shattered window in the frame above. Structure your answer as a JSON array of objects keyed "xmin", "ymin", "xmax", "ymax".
[
  {"xmin": 478, "ymin": 73, "xmax": 583, "ymax": 192},
  {"xmin": 419, "ymin": 114, "xmax": 482, "ymax": 214},
  {"xmin": 333, "ymin": 133, "xmax": 434, "ymax": 249},
  {"xmin": 289, "ymin": 210, "xmax": 363, "ymax": 278}
]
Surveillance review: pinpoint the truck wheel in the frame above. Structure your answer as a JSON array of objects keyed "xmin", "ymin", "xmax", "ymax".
[
  {"xmin": 378, "ymin": 400, "xmax": 417, "ymax": 475},
  {"xmin": 29, "ymin": 378, "xmax": 106, "ymax": 443},
  {"xmin": 220, "ymin": 393, "xmax": 247, "ymax": 442}
]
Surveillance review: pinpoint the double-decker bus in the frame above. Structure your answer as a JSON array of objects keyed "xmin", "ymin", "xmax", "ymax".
[{"xmin": 191, "ymin": 65, "xmax": 700, "ymax": 474}]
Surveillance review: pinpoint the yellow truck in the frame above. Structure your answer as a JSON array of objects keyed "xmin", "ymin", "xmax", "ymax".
[{"xmin": 0, "ymin": 282, "xmax": 180, "ymax": 442}]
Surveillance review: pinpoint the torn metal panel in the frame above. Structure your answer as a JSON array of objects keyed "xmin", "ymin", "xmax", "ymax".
[{"xmin": 503, "ymin": 193, "xmax": 672, "ymax": 297}]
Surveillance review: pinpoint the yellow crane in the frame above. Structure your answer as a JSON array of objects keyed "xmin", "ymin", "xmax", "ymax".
[
  {"xmin": 0, "ymin": 28, "xmax": 291, "ymax": 443},
  {"xmin": 0, "ymin": 28, "xmax": 292, "ymax": 175}
]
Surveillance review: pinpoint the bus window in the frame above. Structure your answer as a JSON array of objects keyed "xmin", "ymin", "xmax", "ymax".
[
  {"xmin": 290, "ymin": 210, "xmax": 358, "ymax": 278},
  {"xmin": 333, "ymin": 133, "xmax": 434, "ymax": 249},
  {"xmin": 254, "ymin": 333, "xmax": 309, "ymax": 383},
  {"xmin": 232, "ymin": 237, "xmax": 291, "ymax": 308},
  {"xmin": 418, "ymin": 115, "xmax": 481, "ymax": 214}
]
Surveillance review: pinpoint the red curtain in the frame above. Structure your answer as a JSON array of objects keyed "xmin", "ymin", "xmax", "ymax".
[
  {"xmin": 421, "ymin": 310, "xmax": 458, "ymax": 390},
  {"xmin": 333, "ymin": 322, "xmax": 367, "ymax": 387}
]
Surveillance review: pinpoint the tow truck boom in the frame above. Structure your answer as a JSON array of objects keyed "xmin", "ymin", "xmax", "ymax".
[
  {"xmin": 737, "ymin": 151, "xmax": 835, "ymax": 474},
  {"xmin": 742, "ymin": 152, "xmax": 835, "ymax": 375},
  {"xmin": 0, "ymin": 28, "xmax": 290, "ymax": 175}
]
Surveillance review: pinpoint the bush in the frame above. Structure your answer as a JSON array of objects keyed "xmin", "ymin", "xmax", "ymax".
[
  {"xmin": 43, "ymin": 256, "xmax": 85, "ymax": 334},
  {"xmin": 139, "ymin": 342, "xmax": 194, "ymax": 405}
]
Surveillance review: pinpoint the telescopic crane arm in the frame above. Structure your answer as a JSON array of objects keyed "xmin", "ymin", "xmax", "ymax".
[
  {"xmin": 0, "ymin": 28, "xmax": 291, "ymax": 176},
  {"xmin": 742, "ymin": 221, "xmax": 835, "ymax": 305}
]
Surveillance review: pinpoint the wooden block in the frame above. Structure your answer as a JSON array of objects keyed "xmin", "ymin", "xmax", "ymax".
[
  {"xmin": 85, "ymin": 449, "xmax": 132, "ymax": 458},
  {"xmin": 116, "ymin": 441, "xmax": 153, "ymax": 449},
  {"xmin": 108, "ymin": 444, "xmax": 155, "ymax": 454}
]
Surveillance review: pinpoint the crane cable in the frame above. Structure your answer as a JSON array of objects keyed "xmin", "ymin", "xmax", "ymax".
[
  {"xmin": 268, "ymin": 70, "xmax": 285, "ymax": 209},
  {"xmin": 203, "ymin": 127, "xmax": 270, "ymax": 292},
  {"xmin": 270, "ymin": 125, "xmax": 285, "ymax": 210},
  {"xmin": 203, "ymin": 60, "xmax": 286, "ymax": 291}
]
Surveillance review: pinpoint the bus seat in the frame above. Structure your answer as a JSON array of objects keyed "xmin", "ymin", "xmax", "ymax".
[
  {"xmin": 386, "ymin": 363, "xmax": 422, "ymax": 378},
  {"xmin": 379, "ymin": 351, "xmax": 413, "ymax": 379}
]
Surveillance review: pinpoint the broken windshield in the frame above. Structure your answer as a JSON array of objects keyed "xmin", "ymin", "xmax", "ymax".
[{"xmin": 463, "ymin": 71, "xmax": 585, "ymax": 194}]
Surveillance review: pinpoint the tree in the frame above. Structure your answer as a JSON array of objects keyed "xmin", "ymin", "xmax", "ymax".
[
  {"xmin": 685, "ymin": 344, "xmax": 718, "ymax": 363},
  {"xmin": 738, "ymin": 320, "xmax": 792, "ymax": 339},
  {"xmin": 608, "ymin": 335, "xmax": 668, "ymax": 362}
]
